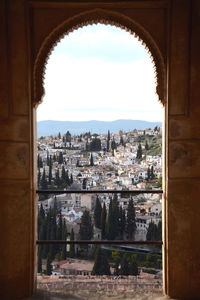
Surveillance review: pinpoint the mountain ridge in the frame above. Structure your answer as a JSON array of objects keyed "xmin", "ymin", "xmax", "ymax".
[{"xmin": 37, "ymin": 119, "xmax": 162, "ymax": 137}]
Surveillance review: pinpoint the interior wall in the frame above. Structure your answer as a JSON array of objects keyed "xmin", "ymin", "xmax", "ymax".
[{"xmin": 0, "ymin": 1, "xmax": 200, "ymax": 299}]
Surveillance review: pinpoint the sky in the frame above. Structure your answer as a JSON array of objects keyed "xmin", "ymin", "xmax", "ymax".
[{"xmin": 37, "ymin": 24, "xmax": 162, "ymax": 122}]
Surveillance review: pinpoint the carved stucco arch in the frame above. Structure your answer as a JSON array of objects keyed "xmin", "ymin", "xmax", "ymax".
[{"xmin": 33, "ymin": 8, "xmax": 166, "ymax": 107}]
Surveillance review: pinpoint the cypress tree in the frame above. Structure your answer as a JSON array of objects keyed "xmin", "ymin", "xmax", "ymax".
[
  {"xmin": 38, "ymin": 204, "xmax": 45, "ymax": 235},
  {"xmin": 82, "ymin": 178, "xmax": 87, "ymax": 190},
  {"xmin": 66, "ymin": 131, "xmax": 71, "ymax": 142},
  {"xmin": 47, "ymin": 151, "xmax": 50, "ymax": 166},
  {"xmin": 70, "ymin": 174, "xmax": 73, "ymax": 184},
  {"xmin": 66, "ymin": 170, "xmax": 70, "ymax": 186},
  {"xmin": 41, "ymin": 169, "xmax": 48, "ymax": 189},
  {"xmin": 37, "ymin": 154, "xmax": 40, "ymax": 169},
  {"xmin": 46, "ymin": 255, "xmax": 52, "ymax": 275},
  {"xmin": 119, "ymin": 206, "xmax": 126, "ymax": 240},
  {"xmin": 90, "ymin": 153, "xmax": 94, "ymax": 166},
  {"xmin": 58, "ymin": 152, "xmax": 63, "ymax": 164},
  {"xmin": 69, "ymin": 228, "xmax": 75, "ymax": 258},
  {"xmin": 107, "ymin": 130, "xmax": 110, "ymax": 141},
  {"xmin": 100, "ymin": 202, "xmax": 107, "ymax": 239},
  {"xmin": 76, "ymin": 159, "xmax": 80, "ymax": 167},
  {"xmin": 126, "ymin": 198, "xmax": 136, "ymax": 240},
  {"xmin": 91, "ymin": 247, "xmax": 111, "ymax": 275},
  {"xmin": 56, "ymin": 211, "xmax": 63, "ymax": 254},
  {"xmin": 150, "ymin": 165, "xmax": 154, "ymax": 179},
  {"xmin": 54, "ymin": 169, "xmax": 60, "ymax": 187},
  {"xmin": 119, "ymin": 254, "xmax": 129, "ymax": 276},
  {"xmin": 38, "ymin": 247, "xmax": 42, "ymax": 273},
  {"xmin": 106, "ymin": 130, "xmax": 110, "ymax": 152},
  {"xmin": 106, "ymin": 199, "xmax": 114, "ymax": 240},
  {"xmin": 145, "ymin": 140, "xmax": 149, "ymax": 151},
  {"xmin": 94, "ymin": 196, "xmax": 102, "ymax": 229},
  {"xmin": 61, "ymin": 165, "xmax": 66, "ymax": 183},
  {"xmin": 136, "ymin": 143, "xmax": 142, "ymax": 159},
  {"xmin": 112, "ymin": 194, "xmax": 120, "ymax": 239},
  {"xmin": 79, "ymin": 210, "xmax": 93, "ymax": 240},
  {"xmin": 48, "ymin": 155, "xmax": 52, "ymax": 184},
  {"xmin": 129, "ymin": 257, "xmax": 139, "ymax": 276},
  {"xmin": 111, "ymin": 138, "xmax": 117, "ymax": 150},
  {"xmin": 157, "ymin": 220, "xmax": 162, "ymax": 241},
  {"xmin": 147, "ymin": 166, "xmax": 151, "ymax": 180},
  {"xmin": 61, "ymin": 219, "xmax": 67, "ymax": 260},
  {"xmin": 106, "ymin": 139, "xmax": 110, "ymax": 152}
]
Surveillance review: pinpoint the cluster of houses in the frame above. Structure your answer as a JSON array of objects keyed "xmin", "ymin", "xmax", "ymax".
[{"xmin": 38, "ymin": 128, "xmax": 162, "ymax": 244}]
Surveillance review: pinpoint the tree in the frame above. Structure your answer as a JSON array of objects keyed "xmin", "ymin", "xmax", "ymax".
[
  {"xmin": 48, "ymin": 155, "xmax": 52, "ymax": 184},
  {"xmin": 147, "ymin": 166, "xmax": 151, "ymax": 180},
  {"xmin": 112, "ymin": 194, "xmax": 120, "ymax": 239},
  {"xmin": 69, "ymin": 228, "xmax": 75, "ymax": 258},
  {"xmin": 94, "ymin": 196, "xmax": 102, "ymax": 229},
  {"xmin": 54, "ymin": 169, "xmax": 61, "ymax": 187},
  {"xmin": 107, "ymin": 130, "xmax": 111, "ymax": 152},
  {"xmin": 46, "ymin": 255, "xmax": 52, "ymax": 275},
  {"xmin": 120, "ymin": 136, "xmax": 124, "ymax": 146},
  {"xmin": 82, "ymin": 178, "xmax": 87, "ymax": 190},
  {"xmin": 107, "ymin": 130, "xmax": 110, "ymax": 141},
  {"xmin": 91, "ymin": 247, "xmax": 111, "ymax": 275},
  {"xmin": 145, "ymin": 140, "xmax": 149, "ymax": 151},
  {"xmin": 129, "ymin": 256, "xmax": 139, "ymax": 276},
  {"xmin": 37, "ymin": 154, "xmax": 43, "ymax": 168},
  {"xmin": 119, "ymin": 206, "xmax": 126, "ymax": 240},
  {"xmin": 61, "ymin": 165, "xmax": 66, "ymax": 184},
  {"xmin": 111, "ymin": 138, "xmax": 117, "ymax": 151},
  {"xmin": 146, "ymin": 221, "xmax": 162, "ymax": 241},
  {"xmin": 100, "ymin": 202, "xmax": 107, "ymax": 239},
  {"xmin": 66, "ymin": 170, "xmax": 70, "ymax": 186},
  {"xmin": 70, "ymin": 174, "xmax": 73, "ymax": 184},
  {"xmin": 38, "ymin": 247, "xmax": 42, "ymax": 273},
  {"xmin": 47, "ymin": 152, "xmax": 50, "ymax": 166},
  {"xmin": 119, "ymin": 254, "xmax": 129, "ymax": 276},
  {"xmin": 38, "ymin": 203, "xmax": 45, "ymax": 235},
  {"xmin": 136, "ymin": 143, "xmax": 142, "ymax": 159},
  {"xmin": 79, "ymin": 210, "xmax": 93, "ymax": 240},
  {"xmin": 76, "ymin": 159, "xmax": 80, "ymax": 167},
  {"xmin": 150, "ymin": 165, "xmax": 155, "ymax": 179},
  {"xmin": 66, "ymin": 131, "xmax": 71, "ymax": 142},
  {"xmin": 106, "ymin": 199, "xmax": 114, "ymax": 240},
  {"xmin": 41, "ymin": 169, "xmax": 48, "ymax": 189},
  {"xmin": 89, "ymin": 138, "xmax": 101, "ymax": 151},
  {"xmin": 58, "ymin": 152, "xmax": 63, "ymax": 164},
  {"xmin": 126, "ymin": 198, "xmax": 136, "ymax": 240},
  {"xmin": 112, "ymin": 251, "xmax": 120, "ymax": 275},
  {"xmin": 58, "ymin": 132, "xmax": 61, "ymax": 139},
  {"xmin": 61, "ymin": 219, "xmax": 67, "ymax": 260},
  {"xmin": 90, "ymin": 153, "xmax": 94, "ymax": 166}
]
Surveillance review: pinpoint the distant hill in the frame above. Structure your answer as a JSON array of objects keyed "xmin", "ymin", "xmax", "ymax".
[{"xmin": 37, "ymin": 120, "xmax": 162, "ymax": 137}]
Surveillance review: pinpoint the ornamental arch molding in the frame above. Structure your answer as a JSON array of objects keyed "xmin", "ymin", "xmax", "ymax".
[{"xmin": 33, "ymin": 8, "xmax": 166, "ymax": 107}]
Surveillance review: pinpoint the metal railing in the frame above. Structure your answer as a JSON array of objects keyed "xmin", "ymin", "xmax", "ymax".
[{"xmin": 36, "ymin": 189, "xmax": 163, "ymax": 246}]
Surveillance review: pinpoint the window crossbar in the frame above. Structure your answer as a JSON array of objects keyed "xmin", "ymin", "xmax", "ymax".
[
  {"xmin": 36, "ymin": 189, "xmax": 163, "ymax": 195},
  {"xmin": 36, "ymin": 240, "xmax": 162, "ymax": 245}
]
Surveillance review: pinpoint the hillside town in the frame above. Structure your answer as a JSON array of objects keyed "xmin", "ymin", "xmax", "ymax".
[{"xmin": 37, "ymin": 127, "xmax": 163, "ymax": 295}]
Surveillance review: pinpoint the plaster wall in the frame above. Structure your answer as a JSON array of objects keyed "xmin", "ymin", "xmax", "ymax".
[{"xmin": 0, "ymin": 0, "xmax": 200, "ymax": 299}]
